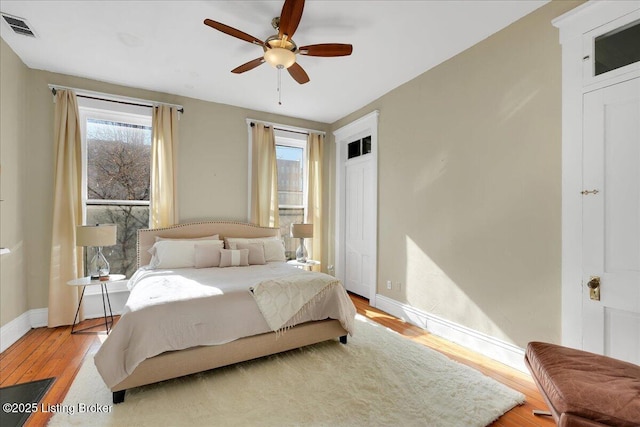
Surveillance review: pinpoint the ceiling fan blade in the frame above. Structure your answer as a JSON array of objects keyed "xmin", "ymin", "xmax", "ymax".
[
  {"xmin": 299, "ymin": 44, "xmax": 353, "ymax": 57},
  {"xmin": 204, "ymin": 19, "xmax": 264, "ymax": 47},
  {"xmin": 278, "ymin": 0, "xmax": 305, "ymax": 39},
  {"xmin": 231, "ymin": 57, "xmax": 266, "ymax": 74},
  {"xmin": 288, "ymin": 62, "xmax": 310, "ymax": 84}
]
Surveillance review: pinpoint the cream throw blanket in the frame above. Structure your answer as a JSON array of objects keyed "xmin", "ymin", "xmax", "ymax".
[{"xmin": 250, "ymin": 272, "xmax": 341, "ymax": 333}]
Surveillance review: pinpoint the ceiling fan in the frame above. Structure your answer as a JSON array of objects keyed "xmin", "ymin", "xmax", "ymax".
[{"xmin": 204, "ymin": 0, "xmax": 353, "ymax": 85}]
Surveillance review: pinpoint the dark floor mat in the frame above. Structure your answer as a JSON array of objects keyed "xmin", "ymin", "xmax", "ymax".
[{"xmin": 0, "ymin": 377, "xmax": 55, "ymax": 427}]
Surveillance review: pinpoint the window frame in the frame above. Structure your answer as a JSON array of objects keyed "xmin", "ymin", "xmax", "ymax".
[
  {"xmin": 275, "ymin": 130, "xmax": 308, "ymax": 215},
  {"xmin": 78, "ymin": 98, "xmax": 152, "ymax": 290},
  {"xmin": 581, "ymin": 9, "xmax": 640, "ymax": 88},
  {"xmin": 247, "ymin": 122, "xmax": 319, "ymax": 259},
  {"xmin": 275, "ymin": 131, "xmax": 308, "ymax": 260}
]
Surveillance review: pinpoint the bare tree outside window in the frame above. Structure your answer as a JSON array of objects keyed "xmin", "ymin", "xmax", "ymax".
[{"xmin": 85, "ymin": 119, "xmax": 151, "ymax": 277}]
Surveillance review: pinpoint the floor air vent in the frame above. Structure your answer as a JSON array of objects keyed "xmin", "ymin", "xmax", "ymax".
[{"xmin": 1, "ymin": 13, "xmax": 36, "ymax": 37}]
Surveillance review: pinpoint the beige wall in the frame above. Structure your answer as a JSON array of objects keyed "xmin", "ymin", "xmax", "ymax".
[
  {"xmin": 0, "ymin": 38, "xmax": 29, "ymax": 326},
  {"xmin": 330, "ymin": 1, "xmax": 582, "ymax": 348},
  {"xmin": 1, "ymin": 48, "xmax": 329, "ymax": 326},
  {"xmin": 2, "ymin": 1, "xmax": 581, "ymax": 350}
]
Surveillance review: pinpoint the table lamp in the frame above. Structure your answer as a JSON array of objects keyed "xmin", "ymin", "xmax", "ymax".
[
  {"xmin": 291, "ymin": 223, "xmax": 313, "ymax": 263},
  {"xmin": 76, "ymin": 224, "xmax": 117, "ymax": 279}
]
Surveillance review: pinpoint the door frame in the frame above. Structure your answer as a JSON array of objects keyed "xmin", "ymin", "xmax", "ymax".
[
  {"xmin": 333, "ymin": 110, "xmax": 379, "ymax": 305},
  {"xmin": 553, "ymin": 1, "xmax": 640, "ymax": 350}
]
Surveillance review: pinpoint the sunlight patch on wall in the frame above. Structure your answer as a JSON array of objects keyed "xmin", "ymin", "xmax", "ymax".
[
  {"xmin": 497, "ymin": 77, "xmax": 541, "ymax": 124},
  {"xmin": 404, "ymin": 235, "xmax": 509, "ymax": 342}
]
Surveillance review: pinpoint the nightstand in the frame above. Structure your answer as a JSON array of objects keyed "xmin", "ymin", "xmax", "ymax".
[
  {"xmin": 287, "ymin": 259, "xmax": 320, "ymax": 270},
  {"xmin": 67, "ymin": 274, "xmax": 125, "ymax": 334}
]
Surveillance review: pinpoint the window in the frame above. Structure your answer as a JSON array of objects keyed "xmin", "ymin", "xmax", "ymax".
[
  {"xmin": 347, "ymin": 135, "xmax": 372, "ymax": 160},
  {"xmin": 594, "ymin": 19, "xmax": 640, "ymax": 76},
  {"xmin": 275, "ymin": 130, "xmax": 308, "ymax": 260},
  {"xmin": 79, "ymin": 99, "xmax": 152, "ymax": 278}
]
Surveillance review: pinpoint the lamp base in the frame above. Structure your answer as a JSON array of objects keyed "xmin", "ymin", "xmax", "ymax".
[
  {"xmin": 296, "ymin": 238, "xmax": 308, "ymax": 263},
  {"xmin": 88, "ymin": 247, "xmax": 110, "ymax": 279}
]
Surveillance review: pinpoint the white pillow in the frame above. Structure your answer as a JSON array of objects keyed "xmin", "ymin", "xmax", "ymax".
[
  {"xmin": 149, "ymin": 235, "xmax": 221, "ymax": 258},
  {"xmin": 225, "ymin": 237, "xmax": 286, "ymax": 262},
  {"xmin": 149, "ymin": 239, "xmax": 223, "ymax": 269},
  {"xmin": 155, "ymin": 234, "xmax": 219, "ymax": 242}
]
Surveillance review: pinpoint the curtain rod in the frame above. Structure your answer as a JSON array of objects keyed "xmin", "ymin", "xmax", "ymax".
[
  {"xmin": 249, "ymin": 122, "xmax": 309, "ymax": 136},
  {"xmin": 247, "ymin": 118, "xmax": 325, "ymax": 136},
  {"xmin": 48, "ymin": 84, "xmax": 184, "ymax": 114}
]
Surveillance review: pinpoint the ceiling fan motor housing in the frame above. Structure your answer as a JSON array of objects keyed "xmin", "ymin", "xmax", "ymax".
[{"xmin": 271, "ymin": 17, "xmax": 280, "ymax": 31}]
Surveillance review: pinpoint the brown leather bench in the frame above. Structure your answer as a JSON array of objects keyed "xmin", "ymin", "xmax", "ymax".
[{"xmin": 525, "ymin": 342, "xmax": 640, "ymax": 427}]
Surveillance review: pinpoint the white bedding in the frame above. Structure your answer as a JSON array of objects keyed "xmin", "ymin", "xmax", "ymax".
[{"xmin": 94, "ymin": 262, "xmax": 356, "ymax": 389}]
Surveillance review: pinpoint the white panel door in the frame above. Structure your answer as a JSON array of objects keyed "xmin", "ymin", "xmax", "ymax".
[
  {"xmin": 344, "ymin": 156, "xmax": 374, "ymax": 298},
  {"xmin": 582, "ymin": 77, "xmax": 640, "ymax": 364}
]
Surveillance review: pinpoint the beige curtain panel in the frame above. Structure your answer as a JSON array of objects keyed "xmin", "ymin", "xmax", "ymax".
[
  {"xmin": 306, "ymin": 133, "xmax": 324, "ymax": 269},
  {"xmin": 48, "ymin": 90, "xmax": 83, "ymax": 327},
  {"xmin": 250, "ymin": 123, "xmax": 279, "ymax": 228},
  {"xmin": 150, "ymin": 105, "xmax": 179, "ymax": 229}
]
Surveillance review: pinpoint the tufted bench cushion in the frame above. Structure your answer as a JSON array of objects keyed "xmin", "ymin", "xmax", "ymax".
[{"xmin": 525, "ymin": 342, "xmax": 640, "ymax": 427}]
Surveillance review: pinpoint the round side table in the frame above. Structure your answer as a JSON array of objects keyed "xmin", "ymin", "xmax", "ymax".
[
  {"xmin": 67, "ymin": 274, "xmax": 126, "ymax": 334},
  {"xmin": 287, "ymin": 259, "xmax": 320, "ymax": 271}
]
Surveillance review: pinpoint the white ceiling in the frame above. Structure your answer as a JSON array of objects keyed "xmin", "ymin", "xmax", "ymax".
[{"xmin": 0, "ymin": 1, "xmax": 548, "ymax": 123}]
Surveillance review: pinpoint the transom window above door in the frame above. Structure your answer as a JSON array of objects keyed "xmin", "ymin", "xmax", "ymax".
[
  {"xmin": 347, "ymin": 135, "xmax": 372, "ymax": 160},
  {"xmin": 594, "ymin": 19, "xmax": 640, "ymax": 76}
]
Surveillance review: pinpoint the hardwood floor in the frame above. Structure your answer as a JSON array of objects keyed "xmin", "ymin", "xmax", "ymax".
[{"xmin": 0, "ymin": 295, "xmax": 554, "ymax": 426}]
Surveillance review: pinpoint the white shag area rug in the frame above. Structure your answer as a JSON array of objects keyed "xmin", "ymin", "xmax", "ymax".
[{"xmin": 49, "ymin": 316, "xmax": 524, "ymax": 427}]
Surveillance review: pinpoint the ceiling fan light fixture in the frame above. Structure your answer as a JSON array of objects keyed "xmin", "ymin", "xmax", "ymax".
[{"xmin": 264, "ymin": 47, "xmax": 296, "ymax": 69}]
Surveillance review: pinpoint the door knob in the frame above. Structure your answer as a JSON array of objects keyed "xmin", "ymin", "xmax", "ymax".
[{"xmin": 587, "ymin": 276, "xmax": 600, "ymax": 301}]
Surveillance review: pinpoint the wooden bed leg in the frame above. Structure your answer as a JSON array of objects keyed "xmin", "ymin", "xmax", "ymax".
[
  {"xmin": 339, "ymin": 335, "xmax": 347, "ymax": 344},
  {"xmin": 113, "ymin": 390, "xmax": 126, "ymax": 404}
]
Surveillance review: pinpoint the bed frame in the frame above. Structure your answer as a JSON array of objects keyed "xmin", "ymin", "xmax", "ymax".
[{"xmin": 111, "ymin": 221, "xmax": 348, "ymax": 404}]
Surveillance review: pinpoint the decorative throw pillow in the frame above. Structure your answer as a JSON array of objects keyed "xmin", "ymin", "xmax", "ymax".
[
  {"xmin": 236, "ymin": 242, "xmax": 266, "ymax": 265},
  {"xmin": 224, "ymin": 237, "xmax": 286, "ymax": 262},
  {"xmin": 219, "ymin": 249, "xmax": 249, "ymax": 267},
  {"xmin": 194, "ymin": 242, "xmax": 224, "ymax": 268}
]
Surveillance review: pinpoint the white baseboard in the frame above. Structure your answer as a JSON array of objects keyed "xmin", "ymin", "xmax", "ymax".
[
  {"xmin": 374, "ymin": 294, "xmax": 527, "ymax": 372},
  {"xmin": 29, "ymin": 308, "xmax": 48, "ymax": 328},
  {"xmin": 1, "ymin": 311, "xmax": 33, "ymax": 353},
  {"xmin": 1, "ymin": 289, "xmax": 129, "ymax": 354},
  {"xmin": 0, "ymin": 309, "xmax": 49, "ymax": 353}
]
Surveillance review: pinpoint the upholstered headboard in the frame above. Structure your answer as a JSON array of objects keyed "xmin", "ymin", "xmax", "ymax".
[{"xmin": 137, "ymin": 221, "xmax": 280, "ymax": 268}]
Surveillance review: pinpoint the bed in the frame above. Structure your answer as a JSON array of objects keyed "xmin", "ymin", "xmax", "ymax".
[{"xmin": 93, "ymin": 221, "xmax": 356, "ymax": 404}]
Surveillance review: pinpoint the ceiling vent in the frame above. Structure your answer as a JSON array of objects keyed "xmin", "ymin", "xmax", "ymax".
[{"xmin": 1, "ymin": 12, "xmax": 36, "ymax": 37}]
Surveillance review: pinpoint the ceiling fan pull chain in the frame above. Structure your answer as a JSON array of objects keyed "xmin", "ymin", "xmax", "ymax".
[{"xmin": 278, "ymin": 66, "xmax": 283, "ymax": 105}]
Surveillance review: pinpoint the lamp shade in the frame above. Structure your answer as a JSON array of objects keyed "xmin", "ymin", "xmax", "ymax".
[
  {"xmin": 76, "ymin": 224, "xmax": 117, "ymax": 247},
  {"xmin": 291, "ymin": 223, "xmax": 313, "ymax": 239}
]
